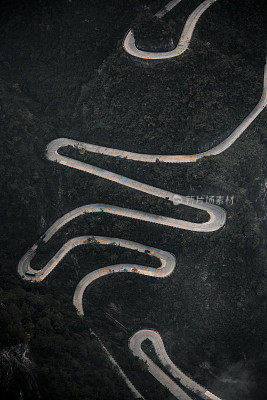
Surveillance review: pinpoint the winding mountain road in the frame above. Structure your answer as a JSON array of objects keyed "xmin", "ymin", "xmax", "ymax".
[
  {"xmin": 18, "ymin": 0, "xmax": 267, "ymax": 399},
  {"xmin": 130, "ymin": 330, "xmax": 221, "ymax": 400},
  {"xmin": 124, "ymin": 0, "xmax": 217, "ymax": 60}
]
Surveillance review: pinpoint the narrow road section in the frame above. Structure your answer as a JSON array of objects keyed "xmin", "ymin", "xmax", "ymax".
[{"xmin": 130, "ymin": 330, "xmax": 221, "ymax": 400}]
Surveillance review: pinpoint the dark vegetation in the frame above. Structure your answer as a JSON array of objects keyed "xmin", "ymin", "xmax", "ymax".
[
  {"xmin": 0, "ymin": 344, "xmax": 39, "ymax": 400},
  {"xmin": 0, "ymin": 0, "xmax": 266, "ymax": 399},
  {"xmin": 132, "ymin": 13, "xmax": 177, "ymax": 52}
]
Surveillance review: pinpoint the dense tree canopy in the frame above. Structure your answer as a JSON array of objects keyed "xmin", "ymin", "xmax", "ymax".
[{"xmin": 0, "ymin": 0, "xmax": 266, "ymax": 399}]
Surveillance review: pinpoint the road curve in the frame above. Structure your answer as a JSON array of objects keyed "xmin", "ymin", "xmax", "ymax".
[
  {"xmin": 129, "ymin": 330, "xmax": 221, "ymax": 400},
  {"xmin": 123, "ymin": 0, "xmax": 217, "ymax": 60},
  {"xmin": 18, "ymin": 0, "xmax": 266, "ymax": 399}
]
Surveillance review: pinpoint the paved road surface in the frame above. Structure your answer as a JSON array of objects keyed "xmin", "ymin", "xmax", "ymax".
[
  {"xmin": 130, "ymin": 330, "xmax": 221, "ymax": 400},
  {"xmin": 18, "ymin": 0, "xmax": 266, "ymax": 398},
  {"xmin": 123, "ymin": 0, "xmax": 217, "ymax": 60}
]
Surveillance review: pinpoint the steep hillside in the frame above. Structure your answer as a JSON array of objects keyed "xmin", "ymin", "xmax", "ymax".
[{"xmin": 0, "ymin": 0, "xmax": 266, "ymax": 399}]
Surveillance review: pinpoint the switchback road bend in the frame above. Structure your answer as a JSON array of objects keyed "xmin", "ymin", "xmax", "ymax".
[{"xmin": 18, "ymin": 0, "xmax": 266, "ymax": 399}]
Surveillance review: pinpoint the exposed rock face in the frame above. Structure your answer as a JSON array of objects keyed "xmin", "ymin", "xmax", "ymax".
[
  {"xmin": 132, "ymin": 13, "xmax": 177, "ymax": 52},
  {"xmin": 0, "ymin": 344, "xmax": 39, "ymax": 400}
]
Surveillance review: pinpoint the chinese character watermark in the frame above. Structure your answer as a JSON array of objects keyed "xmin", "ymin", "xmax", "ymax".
[{"xmin": 172, "ymin": 195, "xmax": 234, "ymax": 206}]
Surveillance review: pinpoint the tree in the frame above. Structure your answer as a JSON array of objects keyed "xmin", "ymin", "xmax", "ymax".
[{"xmin": 132, "ymin": 13, "xmax": 176, "ymax": 52}]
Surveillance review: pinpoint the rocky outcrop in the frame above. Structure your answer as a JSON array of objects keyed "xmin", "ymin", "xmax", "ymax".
[{"xmin": 0, "ymin": 345, "xmax": 39, "ymax": 400}]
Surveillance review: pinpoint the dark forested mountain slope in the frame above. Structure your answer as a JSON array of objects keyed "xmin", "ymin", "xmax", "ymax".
[{"xmin": 0, "ymin": 0, "xmax": 266, "ymax": 399}]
